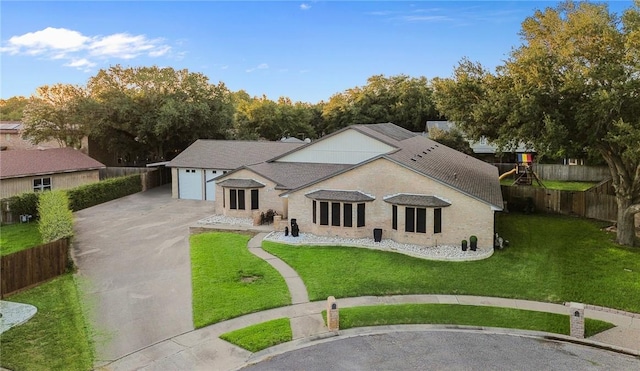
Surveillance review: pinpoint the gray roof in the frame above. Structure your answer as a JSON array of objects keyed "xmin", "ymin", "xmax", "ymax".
[
  {"xmin": 0, "ymin": 148, "xmax": 105, "ymax": 179},
  {"xmin": 168, "ymin": 140, "xmax": 305, "ymax": 169},
  {"xmin": 305, "ymin": 190, "xmax": 375, "ymax": 202},
  {"xmin": 244, "ymin": 162, "xmax": 353, "ymax": 190},
  {"xmin": 0, "ymin": 121, "xmax": 22, "ymax": 131},
  {"xmin": 216, "ymin": 178, "xmax": 265, "ymax": 188},
  {"xmin": 384, "ymin": 194, "xmax": 451, "ymax": 207}
]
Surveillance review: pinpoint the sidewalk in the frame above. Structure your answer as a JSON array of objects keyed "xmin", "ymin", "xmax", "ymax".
[{"xmin": 103, "ymin": 230, "xmax": 640, "ymax": 370}]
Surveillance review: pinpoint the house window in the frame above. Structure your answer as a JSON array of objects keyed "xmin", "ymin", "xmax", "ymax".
[
  {"xmin": 405, "ymin": 207, "xmax": 415, "ymax": 232},
  {"xmin": 312, "ymin": 200, "xmax": 317, "ymax": 224},
  {"xmin": 434, "ymin": 208, "xmax": 442, "ymax": 234},
  {"xmin": 331, "ymin": 202, "xmax": 341, "ymax": 226},
  {"xmin": 33, "ymin": 177, "xmax": 52, "ymax": 192},
  {"xmin": 405, "ymin": 207, "xmax": 427, "ymax": 233},
  {"xmin": 392, "ymin": 205, "xmax": 398, "ymax": 230},
  {"xmin": 230, "ymin": 189, "xmax": 237, "ymax": 209},
  {"xmin": 320, "ymin": 202, "xmax": 329, "ymax": 225},
  {"xmin": 251, "ymin": 189, "xmax": 259, "ymax": 210},
  {"xmin": 357, "ymin": 203, "xmax": 365, "ymax": 227},
  {"xmin": 237, "ymin": 190, "xmax": 245, "ymax": 210},
  {"xmin": 212, "ymin": 170, "xmax": 217, "ymax": 174},
  {"xmin": 223, "ymin": 189, "xmax": 225, "ymax": 208},
  {"xmin": 344, "ymin": 203, "xmax": 353, "ymax": 227}
]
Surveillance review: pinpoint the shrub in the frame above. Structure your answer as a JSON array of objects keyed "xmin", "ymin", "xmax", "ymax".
[
  {"xmin": 67, "ymin": 174, "xmax": 142, "ymax": 211},
  {"xmin": 5, "ymin": 192, "xmax": 40, "ymax": 219},
  {"xmin": 38, "ymin": 190, "xmax": 74, "ymax": 243}
]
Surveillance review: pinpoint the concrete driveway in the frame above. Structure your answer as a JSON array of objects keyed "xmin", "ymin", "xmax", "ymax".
[{"xmin": 72, "ymin": 185, "xmax": 215, "ymax": 364}]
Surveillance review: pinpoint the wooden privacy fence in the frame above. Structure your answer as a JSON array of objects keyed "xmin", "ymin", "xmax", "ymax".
[
  {"xmin": 495, "ymin": 163, "xmax": 610, "ymax": 182},
  {"xmin": 501, "ymin": 186, "xmax": 617, "ymax": 222},
  {"xmin": 1, "ymin": 238, "xmax": 69, "ymax": 298}
]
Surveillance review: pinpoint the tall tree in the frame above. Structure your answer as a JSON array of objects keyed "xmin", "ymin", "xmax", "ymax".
[
  {"xmin": 0, "ymin": 96, "xmax": 29, "ymax": 120},
  {"xmin": 87, "ymin": 65, "xmax": 234, "ymax": 161},
  {"xmin": 21, "ymin": 84, "xmax": 90, "ymax": 149},
  {"xmin": 322, "ymin": 74, "xmax": 439, "ymax": 133},
  {"xmin": 233, "ymin": 95, "xmax": 316, "ymax": 140},
  {"xmin": 433, "ymin": 1, "xmax": 640, "ymax": 246}
]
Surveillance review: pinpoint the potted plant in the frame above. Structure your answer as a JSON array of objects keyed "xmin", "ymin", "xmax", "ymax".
[
  {"xmin": 461, "ymin": 239, "xmax": 468, "ymax": 251},
  {"xmin": 470, "ymin": 235, "xmax": 478, "ymax": 251}
]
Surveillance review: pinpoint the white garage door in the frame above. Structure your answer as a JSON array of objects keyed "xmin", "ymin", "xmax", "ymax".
[
  {"xmin": 205, "ymin": 170, "xmax": 221, "ymax": 201},
  {"xmin": 178, "ymin": 169, "xmax": 202, "ymax": 200}
]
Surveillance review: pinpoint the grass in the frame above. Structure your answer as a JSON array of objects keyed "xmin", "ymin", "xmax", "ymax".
[
  {"xmin": 191, "ymin": 232, "xmax": 291, "ymax": 328},
  {"xmin": 500, "ymin": 178, "xmax": 596, "ymax": 191},
  {"xmin": 0, "ymin": 274, "xmax": 94, "ymax": 371},
  {"xmin": 220, "ymin": 318, "xmax": 292, "ymax": 352},
  {"xmin": 0, "ymin": 222, "xmax": 42, "ymax": 256},
  {"xmin": 331, "ymin": 304, "xmax": 615, "ymax": 338},
  {"xmin": 262, "ymin": 213, "xmax": 640, "ymax": 313}
]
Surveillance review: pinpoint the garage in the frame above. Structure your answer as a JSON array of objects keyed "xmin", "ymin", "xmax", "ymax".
[
  {"xmin": 178, "ymin": 168, "xmax": 202, "ymax": 200},
  {"xmin": 205, "ymin": 170, "xmax": 221, "ymax": 201}
]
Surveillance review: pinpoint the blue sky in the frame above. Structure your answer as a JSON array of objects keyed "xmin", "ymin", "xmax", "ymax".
[{"xmin": 0, "ymin": 1, "xmax": 633, "ymax": 103}]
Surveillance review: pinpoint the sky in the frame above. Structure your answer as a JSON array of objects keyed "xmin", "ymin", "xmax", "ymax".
[{"xmin": 0, "ymin": 1, "xmax": 634, "ymax": 103}]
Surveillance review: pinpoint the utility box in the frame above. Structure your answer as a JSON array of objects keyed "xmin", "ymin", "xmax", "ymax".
[
  {"xmin": 569, "ymin": 302, "xmax": 585, "ymax": 339},
  {"xmin": 326, "ymin": 296, "xmax": 339, "ymax": 332}
]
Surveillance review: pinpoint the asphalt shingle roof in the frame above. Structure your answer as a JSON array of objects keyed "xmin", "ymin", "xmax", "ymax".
[
  {"xmin": 383, "ymin": 194, "xmax": 451, "ymax": 207},
  {"xmin": 0, "ymin": 148, "xmax": 105, "ymax": 179},
  {"xmin": 168, "ymin": 140, "xmax": 305, "ymax": 169},
  {"xmin": 244, "ymin": 162, "xmax": 353, "ymax": 190},
  {"xmin": 215, "ymin": 179, "xmax": 265, "ymax": 188},
  {"xmin": 305, "ymin": 190, "xmax": 375, "ymax": 202}
]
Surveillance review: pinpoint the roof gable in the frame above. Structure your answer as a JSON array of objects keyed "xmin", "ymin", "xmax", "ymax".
[{"xmin": 0, "ymin": 148, "xmax": 105, "ymax": 179}]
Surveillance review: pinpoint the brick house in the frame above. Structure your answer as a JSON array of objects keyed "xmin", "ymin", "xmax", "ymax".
[
  {"xmin": 0, "ymin": 148, "xmax": 105, "ymax": 199},
  {"xmin": 207, "ymin": 123, "xmax": 503, "ymax": 248}
]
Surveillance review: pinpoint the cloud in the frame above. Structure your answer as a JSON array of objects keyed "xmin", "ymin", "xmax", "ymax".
[
  {"xmin": 1, "ymin": 27, "xmax": 173, "ymax": 71},
  {"xmin": 246, "ymin": 63, "xmax": 269, "ymax": 73},
  {"xmin": 300, "ymin": 3, "xmax": 311, "ymax": 11}
]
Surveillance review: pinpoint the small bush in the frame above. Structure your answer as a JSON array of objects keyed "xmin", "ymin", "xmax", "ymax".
[
  {"xmin": 38, "ymin": 190, "xmax": 74, "ymax": 243},
  {"xmin": 6, "ymin": 192, "xmax": 40, "ymax": 219},
  {"xmin": 67, "ymin": 174, "xmax": 142, "ymax": 211}
]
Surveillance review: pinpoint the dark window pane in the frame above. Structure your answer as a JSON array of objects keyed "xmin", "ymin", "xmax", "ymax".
[
  {"xmin": 331, "ymin": 202, "xmax": 341, "ymax": 226},
  {"xmin": 344, "ymin": 203, "xmax": 353, "ymax": 227},
  {"xmin": 392, "ymin": 205, "xmax": 397, "ymax": 230},
  {"xmin": 230, "ymin": 189, "xmax": 237, "ymax": 209},
  {"xmin": 416, "ymin": 208, "xmax": 427, "ymax": 233},
  {"xmin": 405, "ymin": 207, "xmax": 415, "ymax": 232},
  {"xmin": 312, "ymin": 201, "xmax": 317, "ymax": 224},
  {"xmin": 357, "ymin": 203, "xmax": 365, "ymax": 227},
  {"xmin": 434, "ymin": 208, "xmax": 442, "ymax": 234},
  {"xmin": 238, "ymin": 190, "xmax": 245, "ymax": 210},
  {"xmin": 223, "ymin": 189, "xmax": 226, "ymax": 208},
  {"xmin": 251, "ymin": 189, "xmax": 259, "ymax": 210},
  {"xmin": 320, "ymin": 202, "xmax": 329, "ymax": 225},
  {"xmin": 34, "ymin": 178, "xmax": 42, "ymax": 187},
  {"xmin": 43, "ymin": 178, "xmax": 51, "ymax": 185}
]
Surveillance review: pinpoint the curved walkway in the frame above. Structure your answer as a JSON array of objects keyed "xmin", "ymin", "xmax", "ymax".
[{"xmin": 104, "ymin": 231, "xmax": 640, "ymax": 371}]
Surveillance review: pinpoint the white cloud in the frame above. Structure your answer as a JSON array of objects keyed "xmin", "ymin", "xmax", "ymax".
[
  {"xmin": 300, "ymin": 4, "xmax": 311, "ymax": 11},
  {"xmin": 246, "ymin": 63, "xmax": 269, "ymax": 73},
  {"xmin": 1, "ymin": 27, "xmax": 173, "ymax": 71}
]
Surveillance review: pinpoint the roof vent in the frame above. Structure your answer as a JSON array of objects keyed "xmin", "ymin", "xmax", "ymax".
[{"xmin": 454, "ymin": 173, "xmax": 458, "ymax": 180}]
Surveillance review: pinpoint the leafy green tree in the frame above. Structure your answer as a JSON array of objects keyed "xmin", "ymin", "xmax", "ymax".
[
  {"xmin": 428, "ymin": 127, "xmax": 474, "ymax": 155},
  {"xmin": 0, "ymin": 96, "xmax": 29, "ymax": 120},
  {"xmin": 433, "ymin": 1, "xmax": 640, "ymax": 246},
  {"xmin": 322, "ymin": 75, "xmax": 439, "ymax": 133},
  {"xmin": 21, "ymin": 84, "xmax": 90, "ymax": 149},
  {"xmin": 87, "ymin": 65, "xmax": 234, "ymax": 161},
  {"xmin": 233, "ymin": 95, "xmax": 316, "ymax": 140}
]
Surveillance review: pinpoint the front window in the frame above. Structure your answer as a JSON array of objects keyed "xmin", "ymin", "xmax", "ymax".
[
  {"xmin": 331, "ymin": 202, "xmax": 341, "ymax": 226},
  {"xmin": 357, "ymin": 203, "xmax": 365, "ymax": 227},
  {"xmin": 405, "ymin": 207, "xmax": 427, "ymax": 233},
  {"xmin": 33, "ymin": 177, "xmax": 51, "ymax": 192}
]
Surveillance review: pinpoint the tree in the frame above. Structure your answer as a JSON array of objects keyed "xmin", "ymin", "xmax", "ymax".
[
  {"xmin": 0, "ymin": 96, "xmax": 29, "ymax": 120},
  {"xmin": 22, "ymin": 84, "xmax": 90, "ymax": 149},
  {"xmin": 87, "ymin": 65, "xmax": 234, "ymax": 161},
  {"xmin": 233, "ymin": 95, "xmax": 316, "ymax": 140},
  {"xmin": 322, "ymin": 74, "xmax": 440, "ymax": 133},
  {"xmin": 433, "ymin": 1, "xmax": 640, "ymax": 246},
  {"xmin": 428, "ymin": 127, "xmax": 474, "ymax": 155}
]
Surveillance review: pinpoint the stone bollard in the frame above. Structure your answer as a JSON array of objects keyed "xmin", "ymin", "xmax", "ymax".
[
  {"xmin": 569, "ymin": 302, "xmax": 585, "ymax": 339},
  {"xmin": 252, "ymin": 211, "xmax": 262, "ymax": 226},
  {"xmin": 326, "ymin": 296, "xmax": 339, "ymax": 332}
]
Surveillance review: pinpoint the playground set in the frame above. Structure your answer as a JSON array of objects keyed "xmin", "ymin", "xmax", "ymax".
[{"xmin": 499, "ymin": 153, "xmax": 545, "ymax": 187}]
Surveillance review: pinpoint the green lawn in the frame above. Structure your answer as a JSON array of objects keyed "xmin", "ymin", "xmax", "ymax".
[
  {"xmin": 0, "ymin": 274, "xmax": 94, "ymax": 371},
  {"xmin": 263, "ymin": 213, "xmax": 640, "ymax": 313},
  {"xmin": 500, "ymin": 179, "xmax": 596, "ymax": 191},
  {"xmin": 220, "ymin": 318, "xmax": 292, "ymax": 352},
  {"xmin": 0, "ymin": 222, "xmax": 42, "ymax": 256},
  {"xmin": 333, "ymin": 304, "xmax": 614, "ymax": 338},
  {"xmin": 191, "ymin": 232, "xmax": 291, "ymax": 328}
]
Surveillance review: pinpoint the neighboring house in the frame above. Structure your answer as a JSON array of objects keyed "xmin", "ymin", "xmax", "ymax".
[
  {"xmin": 0, "ymin": 148, "xmax": 105, "ymax": 199},
  {"xmin": 167, "ymin": 140, "xmax": 306, "ymax": 201},
  {"xmin": 426, "ymin": 121, "xmax": 533, "ymax": 163},
  {"xmin": 0, "ymin": 121, "xmax": 63, "ymax": 151},
  {"xmin": 177, "ymin": 123, "xmax": 502, "ymax": 248}
]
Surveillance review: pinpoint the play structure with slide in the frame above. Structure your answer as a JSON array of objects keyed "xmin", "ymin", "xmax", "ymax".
[{"xmin": 498, "ymin": 153, "xmax": 545, "ymax": 187}]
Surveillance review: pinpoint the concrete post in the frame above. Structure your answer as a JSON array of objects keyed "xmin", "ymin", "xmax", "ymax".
[
  {"xmin": 326, "ymin": 296, "xmax": 339, "ymax": 332},
  {"xmin": 569, "ymin": 302, "xmax": 585, "ymax": 339}
]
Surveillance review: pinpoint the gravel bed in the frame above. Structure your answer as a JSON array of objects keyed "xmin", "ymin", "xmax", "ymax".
[
  {"xmin": 264, "ymin": 232, "xmax": 493, "ymax": 262},
  {"xmin": 198, "ymin": 214, "xmax": 254, "ymax": 226}
]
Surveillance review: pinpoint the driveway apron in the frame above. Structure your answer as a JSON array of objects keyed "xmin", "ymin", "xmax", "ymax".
[{"xmin": 72, "ymin": 185, "xmax": 214, "ymax": 364}]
